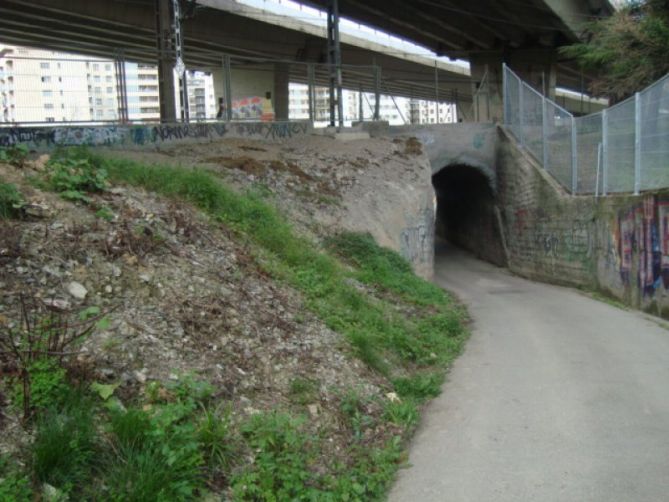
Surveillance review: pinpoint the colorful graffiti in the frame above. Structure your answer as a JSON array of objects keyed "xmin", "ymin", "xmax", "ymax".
[
  {"xmin": 230, "ymin": 96, "xmax": 275, "ymax": 121},
  {"xmin": 616, "ymin": 196, "xmax": 669, "ymax": 295}
]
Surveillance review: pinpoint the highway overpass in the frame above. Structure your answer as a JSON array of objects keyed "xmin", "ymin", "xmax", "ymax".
[{"xmin": 0, "ymin": 0, "xmax": 611, "ymax": 122}]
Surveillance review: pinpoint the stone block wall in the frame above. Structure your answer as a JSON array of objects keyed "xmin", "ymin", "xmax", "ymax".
[{"xmin": 497, "ymin": 127, "xmax": 669, "ymax": 317}]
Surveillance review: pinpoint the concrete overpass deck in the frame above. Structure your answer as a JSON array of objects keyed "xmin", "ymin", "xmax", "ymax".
[{"xmin": 0, "ymin": 0, "xmax": 611, "ymax": 118}]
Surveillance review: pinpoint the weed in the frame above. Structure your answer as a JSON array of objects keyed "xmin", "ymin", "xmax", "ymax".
[
  {"xmin": 45, "ymin": 149, "xmax": 107, "ymax": 203},
  {"xmin": 0, "ymin": 180, "xmax": 25, "ymax": 219},
  {"xmin": 0, "ymin": 454, "xmax": 31, "ymax": 502},
  {"xmin": 339, "ymin": 390, "xmax": 376, "ymax": 440},
  {"xmin": 0, "ymin": 144, "xmax": 29, "ymax": 168},
  {"xmin": 232, "ymin": 412, "xmax": 317, "ymax": 501},
  {"xmin": 288, "ymin": 376, "xmax": 318, "ymax": 405},
  {"xmin": 31, "ymin": 391, "xmax": 97, "ymax": 493},
  {"xmin": 11, "ymin": 358, "xmax": 68, "ymax": 412},
  {"xmin": 95, "ymin": 205, "xmax": 115, "ymax": 221},
  {"xmin": 103, "ymin": 383, "xmax": 206, "ymax": 500},
  {"xmin": 0, "ymin": 295, "xmax": 106, "ymax": 419},
  {"xmin": 383, "ymin": 399, "xmax": 419, "ymax": 428},
  {"xmin": 197, "ymin": 403, "xmax": 238, "ymax": 476},
  {"xmin": 392, "ymin": 373, "xmax": 443, "ymax": 401}
]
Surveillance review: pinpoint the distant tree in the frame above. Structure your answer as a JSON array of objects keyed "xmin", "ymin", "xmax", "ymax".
[{"xmin": 561, "ymin": 0, "xmax": 669, "ymax": 100}]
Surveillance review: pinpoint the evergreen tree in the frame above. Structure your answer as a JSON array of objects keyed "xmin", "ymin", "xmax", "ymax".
[{"xmin": 561, "ymin": 0, "xmax": 669, "ymax": 100}]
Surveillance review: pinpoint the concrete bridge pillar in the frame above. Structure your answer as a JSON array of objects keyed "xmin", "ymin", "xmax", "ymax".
[
  {"xmin": 469, "ymin": 49, "xmax": 557, "ymax": 123},
  {"xmin": 273, "ymin": 63, "xmax": 290, "ymax": 121}
]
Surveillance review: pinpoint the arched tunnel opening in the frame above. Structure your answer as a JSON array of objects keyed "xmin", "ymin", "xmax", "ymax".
[{"xmin": 432, "ymin": 165, "xmax": 507, "ymax": 267}]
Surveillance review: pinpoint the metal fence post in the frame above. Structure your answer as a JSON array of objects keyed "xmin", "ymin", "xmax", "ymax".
[
  {"xmin": 503, "ymin": 64, "xmax": 508, "ymax": 125},
  {"xmin": 571, "ymin": 116, "xmax": 578, "ymax": 194},
  {"xmin": 634, "ymin": 92, "xmax": 641, "ymax": 195},
  {"xmin": 223, "ymin": 55, "xmax": 232, "ymax": 122},
  {"xmin": 595, "ymin": 142, "xmax": 602, "ymax": 197},
  {"xmin": 373, "ymin": 65, "xmax": 381, "ymax": 121},
  {"xmin": 518, "ymin": 82, "xmax": 525, "ymax": 147},
  {"xmin": 602, "ymin": 109, "xmax": 608, "ymax": 196},
  {"xmin": 541, "ymin": 96, "xmax": 548, "ymax": 169},
  {"xmin": 434, "ymin": 61, "xmax": 440, "ymax": 124},
  {"xmin": 307, "ymin": 63, "xmax": 315, "ymax": 123}
]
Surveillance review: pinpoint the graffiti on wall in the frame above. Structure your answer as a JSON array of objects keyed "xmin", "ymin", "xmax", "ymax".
[
  {"xmin": 232, "ymin": 122, "xmax": 308, "ymax": 140},
  {"xmin": 615, "ymin": 196, "xmax": 669, "ymax": 295},
  {"xmin": 0, "ymin": 121, "xmax": 310, "ymax": 150},
  {"xmin": 512, "ymin": 207, "xmax": 594, "ymax": 264},
  {"xmin": 0, "ymin": 127, "xmax": 56, "ymax": 148},
  {"xmin": 401, "ymin": 209, "xmax": 433, "ymax": 264}
]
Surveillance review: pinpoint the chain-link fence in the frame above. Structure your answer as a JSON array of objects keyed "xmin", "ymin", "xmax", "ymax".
[{"xmin": 504, "ymin": 64, "xmax": 669, "ymax": 195}]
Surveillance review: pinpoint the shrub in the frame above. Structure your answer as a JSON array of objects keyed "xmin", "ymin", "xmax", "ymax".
[
  {"xmin": 0, "ymin": 180, "xmax": 24, "ymax": 219},
  {"xmin": 46, "ymin": 150, "xmax": 108, "ymax": 203}
]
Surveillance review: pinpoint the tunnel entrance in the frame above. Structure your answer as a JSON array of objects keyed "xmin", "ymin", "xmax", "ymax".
[{"xmin": 432, "ymin": 165, "xmax": 507, "ymax": 266}]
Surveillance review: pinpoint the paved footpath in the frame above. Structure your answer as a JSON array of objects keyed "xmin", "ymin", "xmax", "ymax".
[{"xmin": 389, "ymin": 245, "xmax": 669, "ymax": 502}]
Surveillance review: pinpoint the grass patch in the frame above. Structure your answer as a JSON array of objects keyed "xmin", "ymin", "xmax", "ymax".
[
  {"xmin": 31, "ymin": 391, "xmax": 97, "ymax": 492},
  {"xmin": 325, "ymin": 231, "xmax": 448, "ymax": 306}
]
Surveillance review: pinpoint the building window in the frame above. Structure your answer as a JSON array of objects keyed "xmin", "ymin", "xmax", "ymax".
[
  {"xmin": 40, "ymin": 62, "xmax": 50, "ymax": 69},
  {"xmin": 93, "ymin": 64, "xmax": 99, "ymax": 71},
  {"xmin": 44, "ymin": 103, "xmax": 54, "ymax": 109},
  {"xmin": 106, "ymin": 87, "xmax": 113, "ymax": 93},
  {"xmin": 105, "ymin": 64, "xmax": 112, "ymax": 71},
  {"xmin": 94, "ymin": 76, "xmax": 101, "ymax": 83},
  {"xmin": 42, "ymin": 90, "xmax": 53, "ymax": 98},
  {"xmin": 106, "ymin": 76, "xmax": 112, "ymax": 83},
  {"xmin": 96, "ymin": 98, "xmax": 102, "ymax": 106},
  {"xmin": 46, "ymin": 117, "xmax": 55, "ymax": 122},
  {"xmin": 41, "ymin": 76, "xmax": 51, "ymax": 83}
]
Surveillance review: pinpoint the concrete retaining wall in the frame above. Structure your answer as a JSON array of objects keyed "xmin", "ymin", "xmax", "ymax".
[
  {"xmin": 497, "ymin": 127, "xmax": 669, "ymax": 317},
  {"xmin": 0, "ymin": 121, "xmax": 312, "ymax": 151},
  {"xmin": 385, "ymin": 123, "xmax": 498, "ymax": 182}
]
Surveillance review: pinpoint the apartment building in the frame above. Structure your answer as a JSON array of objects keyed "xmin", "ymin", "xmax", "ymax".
[
  {"xmin": 1, "ymin": 44, "xmax": 215, "ymax": 124},
  {"xmin": 288, "ymin": 82, "xmax": 455, "ymax": 126},
  {"xmin": 1, "ymin": 45, "xmax": 90, "ymax": 123}
]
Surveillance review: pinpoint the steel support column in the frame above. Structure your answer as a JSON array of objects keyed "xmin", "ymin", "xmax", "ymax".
[
  {"xmin": 307, "ymin": 63, "xmax": 315, "ymax": 123},
  {"xmin": 114, "ymin": 49, "xmax": 129, "ymax": 123},
  {"xmin": 326, "ymin": 0, "xmax": 343, "ymax": 128},
  {"xmin": 155, "ymin": 0, "xmax": 188, "ymax": 123},
  {"xmin": 223, "ymin": 54, "xmax": 232, "ymax": 122}
]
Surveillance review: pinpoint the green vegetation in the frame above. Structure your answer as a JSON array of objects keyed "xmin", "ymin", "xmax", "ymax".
[
  {"xmin": 288, "ymin": 377, "xmax": 319, "ymax": 406},
  {"xmin": 0, "ymin": 180, "xmax": 25, "ymax": 219},
  {"xmin": 0, "ymin": 144, "xmax": 29, "ymax": 168},
  {"xmin": 1, "ymin": 148, "xmax": 468, "ymax": 500},
  {"xmin": 561, "ymin": 0, "xmax": 669, "ymax": 99},
  {"xmin": 45, "ymin": 149, "xmax": 108, "ymax": 203}
]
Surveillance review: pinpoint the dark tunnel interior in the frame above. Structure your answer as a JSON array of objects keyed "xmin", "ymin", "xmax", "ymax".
[{"xmin": 432, "ymin": 165, "xmax": 507, "ymax": 266}]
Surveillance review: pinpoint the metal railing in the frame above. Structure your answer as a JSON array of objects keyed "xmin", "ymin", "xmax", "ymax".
[{"xmin": 504, "ymin": 64, "xmax": 669, "ymax": 195}]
